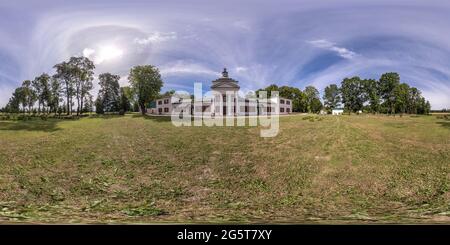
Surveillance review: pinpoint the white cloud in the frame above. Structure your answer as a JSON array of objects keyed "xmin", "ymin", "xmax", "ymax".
[
  {"xmin": 82, "ymin": 45, "xmax": 124, "ymax": 65},
  {"xmin": 235, "ymin": 66, "xmax": 248, "ymax": 73},
  {"xmin": 134, "ymin": 31, "xmax": 177, "ymax": 45},
  {"xmin": 308, "ymin": 39, "xmax": 357, "ymax": 59},
  {"xmin": 160, "ymin": 61, "xmax": 219, "ymax": 76},
  {"xmin": 82, "ymin": 48, "xmax": 95, "ymax": 58}
]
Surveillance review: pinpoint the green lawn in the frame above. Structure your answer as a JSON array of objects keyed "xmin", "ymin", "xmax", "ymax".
[{"xmin": 0, "ymin": 114, "xmax": 449, "ymax": 223}]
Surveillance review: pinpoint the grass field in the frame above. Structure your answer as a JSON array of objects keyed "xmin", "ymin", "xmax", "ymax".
[{"xmin": 0, "ymin": 114, "xmax": 449, "ymax": 223}]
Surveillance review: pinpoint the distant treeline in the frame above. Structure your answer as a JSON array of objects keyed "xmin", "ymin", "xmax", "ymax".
[
  {"xmin": 1, "ymin": 56, "xmax": 163, "ymax": 116},
  {"xmin": 1, "ymin": 57, "xmax": 431, "ymax": 117},
  {"xmin": 258, "ymin": 72, "xmax": 431, "ymax": 115}
]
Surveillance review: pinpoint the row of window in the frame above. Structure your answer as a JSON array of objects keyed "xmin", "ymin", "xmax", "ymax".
[
  {"xmin": 280, "ymin": 99, "xmax": 291, "ymax": 105},
  {"xmin": 159, "ymin": 98, "xmax": 291, "ymax": 105},
  {"xmin": 158, "ymin": 108, "xmax": 170, "ymax": 113},
  {"xmin": 157, "ymin": 99, "xmax": 170, "ymax": 105}
]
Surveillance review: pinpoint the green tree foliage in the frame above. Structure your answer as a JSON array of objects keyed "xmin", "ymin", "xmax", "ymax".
[
  {"xmin": 97, "ymin": 73, "xmax": 121, "ymax": 113},
  {"xmin": 119, "ymin": 87, "xmax": 131, "ymax": 115},
  {"xmin": 53, "ymin": 61, "xmax": 75, "ymax": 115},
  {"xmin": 21, "ymin": 80, "xmax": 37, "ymax": 113},
  {"xmin": 258, "ymin": 85, "xmax": 307, "ymax": 112},
  {"xmin": 362, "ymin": 79, "xmax": 380, "ymax": 113},
  {"xmin": 338, "ymin": 73, "xmax": 431, "ymax": 115},
  {"xmin": 394, "ymin": 83, "xmax": 410, "ymax": 115},
  {"xmin": 323, "ymin": 84, "xmax": 341, "ymax": 111},
  {"xmin": 279, "ymin": 86, "xmax": 308, "ymax": 112},
  {"xmin": 128, "ymin": 65, "xmax": 163, "ymax": 115},
  {"xmin": 32, "ymin": 73, "xmax": 51, "ymax": 113},
  {"xmin": 5, "ymin": 87, "xmax": 24, "ymax": 113},
  {"xmin": 310, "ymin": 97, "xmax": 323, "ymax": 113},
  {"xmin": 68, "ymin": 57, "xmax": 95, "ymax": 115},
  {"xmin": 83, "ymin": 94, "xmax": 94, "ymax": 114},
  {"xmin": 378, "ymin": 72, "xmax": 400, "ymax": 114},
  {"xmin": 341, "ymin": 77, "xmax": 366, "ymax": 113},
  {"xmin": 304, "ymin": 86, "xmax": 321, "ymax": 113},
  {"xmin": 49, "ymin": 76, "xmax": 61, "ymax": 114}
]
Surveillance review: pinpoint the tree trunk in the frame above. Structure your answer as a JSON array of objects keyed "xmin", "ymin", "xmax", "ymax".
[
  {"xmin": 80, "ymin": 95, "xmax": 84, "ymax": 115},
  {"xmin": 140, "ymin": 103, "xmax": 146, "ymax": 115}
]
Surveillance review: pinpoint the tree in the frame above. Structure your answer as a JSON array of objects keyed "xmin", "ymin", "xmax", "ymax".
[
  {"xmin": 257, "ymin": 84, "xmax": 279, "ymax": 98},
  {"xmin": 310, "ymin": 97, "xmax": 323, "ymax": 113},
  {"xmin": 394, "ymin": 83, "xmax": 410, "ymax": 115},
  {"xmin": 53, "ymin": 61, "xmax": 75, "ymax": 115},
  {"xmin": 97, "ymin": 73, "xmax": 121, "ymax": 113},
  {"xmin": 323, "ymin": 84, "xmax": 341, "ymax": 111},
  {"xmin": 279, "ymin": 86, "xmax": 307, "ymax": 112},
  {"xmin": 21, "ymin": 80, "xmax": 37, "ymax": 113},
  {"xmin": 407, "ymin": 87, "xmax": 421, "ymax": 114},
  {"xmin": 341, "ymin": 77, "xmax": 366, "ymax": 113},
  {"xmin": 6, "ymin": 87, "xmax": 23, "ymax": 113},
  {"xmin": 128, "ymin": 65, "xmax": 163, "ymax": 115},
  {"xmin": 425, "ymin": 101, "xmax": 431, "ymax": 115},
  {"xmin": 83, "ymin": 94, "xmax": 94, "ymax": 114},
  {"xmin": 95, "ymin": 97, "xmax": 104, "ymax": 114},
  {"xmin": 362, "ymin": 79, "xmax": 380, "ymax": 113},
  {"xmin": 32, "ymin": 73, "xmax": 51, "ymax": 113},
  {"xmin": 378, "ymin": 72, "xmax": 400, "ymax": 114},
  {"xmin": 68, "ymin": 57, "xmax": 95, "ymax": 115},
  {"xmin": 304, "ymin": 86, "xmax": 321, "ymax": 113},
  {"xmin": 119, "ymin": 87, "xmax": 131, "ymax": 115},
  {"xmin": 49, "ymin": 76, "xmax": 61, "ymax": 114}
]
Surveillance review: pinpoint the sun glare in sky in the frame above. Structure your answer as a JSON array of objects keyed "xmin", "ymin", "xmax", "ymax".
[{"xmin": 83, "ymin": 44, "xmax": 124, "ymax": 65}]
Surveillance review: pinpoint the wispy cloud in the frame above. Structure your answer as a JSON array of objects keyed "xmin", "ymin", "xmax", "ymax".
[
  {"xmin": 159, "ymin": 60, "xmax": 220, "ymax": 76},
  {"xmin": 134, "ymin": 31, "xmax": 177, "ymax": 45},
  {"xmin": 0, "ymin": 1, "xmax": 449, "ymax": 109},
  {"xmin": 308, "ymin": 39, "xmax": 357, "ymax": 59},
  {"xmin": 235, "ymin": 66, "xmax": 248, "ymax": 73}
]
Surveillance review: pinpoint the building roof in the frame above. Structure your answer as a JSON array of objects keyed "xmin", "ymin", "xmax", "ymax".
[{"xmin": 211, "ymin": 68, "xmax": 240, "ymax": 89}]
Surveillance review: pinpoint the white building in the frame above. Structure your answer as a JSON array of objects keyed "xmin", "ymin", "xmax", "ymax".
[
  {"xmin": 332, "ymin": 108, "xmax": 344, "ymax": 115},
  {"xmin": 148, "ymin": 68, "xmax": 292, "ymax": 116}
]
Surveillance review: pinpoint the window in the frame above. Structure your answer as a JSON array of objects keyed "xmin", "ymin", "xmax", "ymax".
[
  {"xmin": 286, "ymin": 100, "xmax": 291, "ymax": 105},
  {"xmin": 164, "ymin": 99, "xmax": 169, "ymax": 104},
  {"xmin": 158, "ymin": 108, "xmax": 162, "ymax": 114},
  {"xmin": 287, "ymin": 108, "xmax": 290, "ymax": 113},
  {"xmin": 280, "ymin": 99, "xmax": 285, "ymax": 104},
  {"xmin": 158, "ymin": 100, "xmax": 162, "ymax": 105},
  {"xmin": 280, "ymin": 108, "xmax": 285, "ymax": 113},
  {"xmin": 164, "ymin": 108, "xmax": 169, "ymax": 113},
  {"xmin": 267, "ymin": 107, "xmax": 272, "ymax": 113},
  {"xmin": 223, "ymin": 95, "xmax": 226, "ymax": 102}
]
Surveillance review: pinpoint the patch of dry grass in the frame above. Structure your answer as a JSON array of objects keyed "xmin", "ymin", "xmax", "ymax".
[{"xmin": 0, "ymin": 113, "xmax": 448, "ymax": 223}]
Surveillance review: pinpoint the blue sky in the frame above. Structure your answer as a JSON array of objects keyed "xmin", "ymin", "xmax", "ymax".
[{"xmin": 0, "ymin": 0, "xmax": 449, "ymax": 109}]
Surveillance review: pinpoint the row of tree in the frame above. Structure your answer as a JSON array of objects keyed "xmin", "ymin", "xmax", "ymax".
[
  {"xmin": 259, "ymin": 72, "xmax": 431, "ymax": 115},
  {"xmin": 2, "ymin": 61, "xmax": 430, "ymax": 116},
  {"xmin": 3, "ymin": 56, "xmax": 164, "ymax": 116},
  {"xmin": 325, "ymin": 72, "xmax": 431, "ymax": 114}
]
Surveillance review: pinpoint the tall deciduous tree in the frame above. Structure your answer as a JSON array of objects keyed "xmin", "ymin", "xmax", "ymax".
[
  {"xmin": 341, "ymin": 77, "xmax": 366, "ymax": 113},
  {"xmin": 119, "ymin": 87, "xmax": 131, "ymax": 115},
  {"xmin": 49, "ymin": 76, "xmax": 61, "ymax": 114},
  {"xmin": 128, "ymin": 65, "xmax": 163, "ymax": 115},
  {"xmin": 32, "ymin": 73, "xmax": 51, "ymax": 113},
  {"xmin": 378, "ymin": 72, "xmax": 400, "ymax": 114},
  {"xmin": 53, "ymin": 61, "xmax": 74, "ymax": 115},
  {"xmin": 279, "ymin": 86, "xmax": 307, "ymax": 112},
  {"xmin": 68, "ymin": 57, "xmax": 95, "ymax": 115},
  {"xmin": 21, "ymin": 80, "xmax": 37, "ymax": 113},
  {"xmin": 304, "ymin": 86, "xmax": 321, "ymax": 113},
  {"xmin": 362, "ymin": 79, "xmax": 380, "ymax": 113},
  {"xmin": 98, "ymin": 73, "xmax": 121, "ymax": 113},
  {"xmin": 323, "ymin": 84, "xmax": 341, "ymax": 111},
  {"xmin": 394, "ymin": 83, "xmax": 410, "ymax": 115}
]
